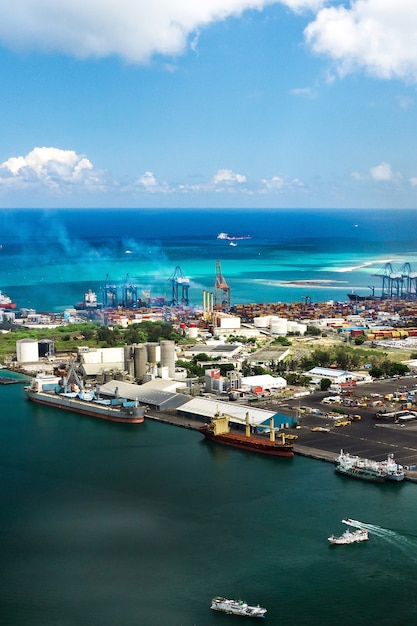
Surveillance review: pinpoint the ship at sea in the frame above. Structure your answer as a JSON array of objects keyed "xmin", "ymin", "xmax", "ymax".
[
  {"xmin": 24, "ymin": 363, "xmax": 145, "ymax": 424},
  {"xmin": 74, "ymin": 289, "xmax": 103, "ymax": 310},
  {"xmin": 328, "ymin": 527, "xmax": 369, "ymax": 546},
  {"xmin": 217, "ymin": 232, "xmax": 251, "ymax": 240},
  {"xmin": 210, "ymin": 597, "xmax": 267, "ymax": 618},
  {"xmin": 335, "ymin": 450, "xmax": 404, "ymax": 482},
  {"xmin": 0, "ymin": 289, "xmax": 16, "ymax": 309},
  {"xmin": 199, "ymin": 410, "xmax": 294, "ymax": 457}
]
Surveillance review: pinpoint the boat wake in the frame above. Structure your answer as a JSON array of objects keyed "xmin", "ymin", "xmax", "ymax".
[{"xmin": 342, "ymin": 518, "xmax": 417, "ymax": 559}]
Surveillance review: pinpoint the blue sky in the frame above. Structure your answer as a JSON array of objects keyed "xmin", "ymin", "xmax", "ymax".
[{"xmin": 0, "ymin": 0, "xmax": 416, "ymax": 209}]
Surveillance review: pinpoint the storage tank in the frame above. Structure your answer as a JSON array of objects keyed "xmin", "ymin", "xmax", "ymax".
[
  {"xmin": 38, "ymin": 339, "xmax": 55, "ymax": 358},
  {"xmin": 254, "ymin": 316, "xmax": 270, "ymax": 328},
  {"xmin": 160, "ymin": 340, "xmax": 176, "ymax": 377},
  {"xmin": 134, "ymin": 344, "xmax": 148, "ymax": 378},
  {"xmin": 16, "ymin": 338, "xmax": 39, "ymax": 363},
  {"xmin": 187, "ymin": 327, "xmax": 198, "ymax": 339},
  {"xmin": 270, "ymin": 320, "xmax": 288, "ymax": 335}
]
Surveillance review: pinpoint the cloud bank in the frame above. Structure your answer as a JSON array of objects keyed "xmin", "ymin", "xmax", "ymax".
[{"xmin": 0, "ymin": 0, "xmax": 322, "ymax": 63}]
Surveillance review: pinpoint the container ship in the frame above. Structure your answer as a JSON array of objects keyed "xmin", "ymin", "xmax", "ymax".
[
  {"xmin": 199, "ymin": 410, "xmax": 294, "ymax": 457},
  {"xmin": 335, "ymin": 450, "xmax": 404, "ymax": 482},
  {"xmin": 25, "ymin": 364, "xmax": 145, "ymax": 424}
]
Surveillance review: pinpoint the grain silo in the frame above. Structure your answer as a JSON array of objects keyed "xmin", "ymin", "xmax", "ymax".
[
  {"xmin": 134, "ymin": 344, "xmax": 148, "ymax": 378},
  {"xmin": 160, "ymin": 340, "xmax": 176, "ymax": 377}
]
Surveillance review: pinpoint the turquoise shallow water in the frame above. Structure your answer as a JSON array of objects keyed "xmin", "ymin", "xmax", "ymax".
[
  {"xmin": 2, "ymin": 382, "xmax": 417, "ymax": 625},
  {"xmin": 1, "ymin": 208, "xmax": 417, "ymax": 310}
]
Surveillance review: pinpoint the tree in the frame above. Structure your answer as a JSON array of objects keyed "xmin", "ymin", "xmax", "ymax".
[{"xmin": 320, "ymin": 377, "xmax": 332, "ymax": 391}]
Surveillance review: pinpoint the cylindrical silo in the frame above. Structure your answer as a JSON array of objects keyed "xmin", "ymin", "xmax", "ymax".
[
  {"xmin": 134, "ymin": 344, "xmax": 148, "ymax": 378},
  {"xmin": 38, "ymin": 338, "xmax": 54, "ymax": 358},
  {"xmin": 270, "ymin": 320, "xmax": 288, "ymax": 335},
  {"xmin": 16, "ymin": 338, "xmax": 39, "ymax": 363},
  {"xmin": 160, "ymin": 340, "xmax": 176, "ymax": 377},
  {"xmin": 147, "ymin": 342, "xmax": 159, "ymax": 365},
  {"xmin": 187, "ymin": 327, "xmax": 198, "ymax": 339}
]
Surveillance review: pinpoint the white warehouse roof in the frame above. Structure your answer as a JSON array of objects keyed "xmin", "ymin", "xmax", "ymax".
[{"xmin": 178, "ymin": 397, "xmax": 278, "ymax": 427}]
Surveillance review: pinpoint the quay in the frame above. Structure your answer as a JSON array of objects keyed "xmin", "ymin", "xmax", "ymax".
[{"xmin": 145, "ymin": 409, "xmax": 417, "ymax": 483}]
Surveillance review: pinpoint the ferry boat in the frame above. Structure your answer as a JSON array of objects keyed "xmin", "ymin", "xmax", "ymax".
[
  {"xmin": 199, "ymin": 410, "xmax": 294, "ymax": 457},
  {"xmin": 328, "ymin": 528, "xmax": 369, "ymax": 546},
  {"xmin": 217, "ymin": 232, "xmax": 251, "ymax": 240},
  {"xmin": 210, "ymin": 597, "xmax": 267, "ymax": 617},
  {"xmin": 24, "ymin": 364, "xmax": 145, "ymax": 424},
  {"xmin": 335, "ymin": 450, "xmax": 404, "ymax": 482}
]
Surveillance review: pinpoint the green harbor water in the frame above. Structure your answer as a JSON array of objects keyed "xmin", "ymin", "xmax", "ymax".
[{"xmin": 2, "ymin": 382, "xmax": 417, "ymax": 625}]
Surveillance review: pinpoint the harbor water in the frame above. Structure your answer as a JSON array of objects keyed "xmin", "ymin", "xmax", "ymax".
[{"xmin": 3, "ymin": 381, "xmax": 417, "ymax": 625}]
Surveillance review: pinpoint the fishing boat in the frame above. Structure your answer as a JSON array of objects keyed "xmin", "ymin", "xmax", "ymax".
[
  {"xmin": 328, "ymin": 528, "xmax": 369, "ymax": 545},
  {"xmin": 210, "ymin": 597, "xmax": 267, "ymax": 617},
  {"xmin": 199, "ymin": 410, "xmax": 294, "ymax": 457},
  {"xmin": 24, "ymin": 363, "xmax": 145, "ymax": 424}
]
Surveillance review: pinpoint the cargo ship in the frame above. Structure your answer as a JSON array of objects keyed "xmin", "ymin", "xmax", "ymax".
[
  {"xmin": 210, "ymin": 597, "xmax": 267, "ymax": 618},
  {"xmin": 0, "ymin": 290, "xmax": 16, "ymax": 309},
  {"xmin": 199, "ymin": 410, "xmax": 294, "ymax": 457},
  {"xmin": 74, "ymin": 289, "xmax": 102, "ymax": 310},
  {"xmin": 25, "ymin": 364, "xmax": 145, "ymax": 424}
]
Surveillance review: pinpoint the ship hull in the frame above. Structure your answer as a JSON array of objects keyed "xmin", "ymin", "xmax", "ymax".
[
  {"xmin": 335, "ymin": 466, "xmax": 384, "ymax": 483},
  {"xmin": 25, "ymin": 388, "xmax": 145, "ymax": 424},
  {"xmin": 200, "ymin": 426, "xmax": 294, "ymax": 457}
]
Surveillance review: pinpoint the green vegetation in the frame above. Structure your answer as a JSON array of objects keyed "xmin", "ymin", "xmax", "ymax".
[{"xmin": 0, "ymin": 321, "xmax": 181, "ymax": 362}]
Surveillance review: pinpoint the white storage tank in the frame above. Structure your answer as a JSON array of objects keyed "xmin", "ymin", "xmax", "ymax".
[
  {"xmin": 187, "ymin": 327, "xmax": 198, "ymax": 339},
  {"xmin": 270, "ymin": 320, "xmax": 288, "ymax": 335},
  {"xmin": 254, "ymin": 316, "xmax": 270, "ymax": 328},
  {"xmin": 16, "ymin": 338, "xmax": 39, "ymax": 363}
]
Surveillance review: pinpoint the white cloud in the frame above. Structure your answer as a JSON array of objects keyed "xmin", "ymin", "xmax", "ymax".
[
  {"xmin": 260, "ymin": 175, "xmax": 305, "ymax": 192},
  {"xmin": 0, "ymin": 147, "xmax": 101, "ymax": 192},
  {"xmin": 134, "ymin": 171, "xmax": 170, "ymax": 193},
  {"xmin": 212, "ymin": 169, "xmax": 247, "ymax": 185},
  {"xmin": 410, "ymin": 177, "xmax": 417, "ymax": 187},
  {"xmin": 370, "ymin": 162, "xmax": 397, "ymax": 182},
  {"xmin": 0, "ymin": 1, "xmax": 323, "ymax": 63},
  {"xmin": 305, "ymin": 0, "xmax": 417, "ymax": 82}
]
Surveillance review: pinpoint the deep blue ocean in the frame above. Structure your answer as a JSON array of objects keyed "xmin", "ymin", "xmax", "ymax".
[{"xmin": 1, "ymin": 208, "xmax": 417, "ymax": 311}]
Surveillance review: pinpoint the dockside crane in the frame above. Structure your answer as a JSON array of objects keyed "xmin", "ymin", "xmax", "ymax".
[
  {"xmin": 103, "ymin": 274, "xmax": 117, "ymax": 307},
  {"xmin": 169, "ymin": 266, "xmax": 190, "ymax": 306},
  {"xmin": 213, "ymin": 260, "xmax": 231, "ymax": 311},
  {"xmin": 122, "ymin": 274, "xmax": 138, "ymax": 308}
]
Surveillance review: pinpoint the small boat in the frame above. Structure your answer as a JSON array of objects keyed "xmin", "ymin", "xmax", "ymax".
[
  {"xmin": 210, "ymin": 597, "xmax": 267, "ymax": 617},
  {"xmin": 328, "ymin": 528, "xmax": 369, "ymax": 545}
]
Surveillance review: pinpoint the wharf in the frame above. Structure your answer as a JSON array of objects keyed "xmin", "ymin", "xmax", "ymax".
[{"xmin": 145, "ymin": 410, "xmax": 417, "ymax": 483}]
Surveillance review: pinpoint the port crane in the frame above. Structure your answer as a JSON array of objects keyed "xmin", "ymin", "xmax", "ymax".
[
  {"xmin": 169, "ymin": 266, "xmax": 190, "ymax": 306},
  {"xmin": 103, "ymin": 274, "xmax": 118, "ymax": 307},
  {"xmin": 213, "ymin": 260, "xmax": 231, "ymax": 311}
]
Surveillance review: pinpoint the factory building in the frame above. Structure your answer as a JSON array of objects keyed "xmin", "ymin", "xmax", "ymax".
[{"xmin": 98, "ymin": 379, "xmax": 189, "ymax": 411}]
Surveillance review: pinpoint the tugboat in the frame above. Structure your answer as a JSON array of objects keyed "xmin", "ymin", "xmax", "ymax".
[{"xmin": 210, "ymin": 597, "xmax": 267, "ymax": 617}]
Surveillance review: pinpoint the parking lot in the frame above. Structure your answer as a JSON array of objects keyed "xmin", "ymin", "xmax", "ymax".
[{"xmin": 274, "ymin": 376, "xmax": 417, "ymax": 467}]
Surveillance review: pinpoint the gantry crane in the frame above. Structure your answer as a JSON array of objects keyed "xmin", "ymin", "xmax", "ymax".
[
  {"xmin": 169, "ymin": 266, "xmax": 190, "ymax": 306},
  {"xmin": 213, "ymin": 260, "xmax": 231, "ymax": 311}
]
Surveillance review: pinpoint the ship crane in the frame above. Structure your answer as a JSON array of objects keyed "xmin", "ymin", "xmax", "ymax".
[
  {"xmin": 213, "ymin": 409, "xmax": 293, "ymax": 445},
  {"xmin": 169, "ymin": 266, "xmax": 190, "ymax": 306},
  {"xmin": 213, "ymin": 260, "xmax": 231, "ymax": 311}
]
